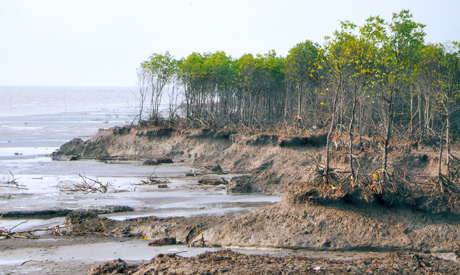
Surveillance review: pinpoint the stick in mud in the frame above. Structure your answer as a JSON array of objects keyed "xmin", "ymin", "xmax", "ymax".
[{"xmin": 6, "ymin": 170, "xmax": 18, "ymax": 185}]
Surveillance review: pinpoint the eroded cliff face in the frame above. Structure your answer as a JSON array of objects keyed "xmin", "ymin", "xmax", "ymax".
[
  {"xmin": 52, "ymin": 125, "xmax": 444, "ymax": 195},
  {"xmin": 52, "ymin": 126, "xmax": 234, "ymax": 162},
  {"xmin": 52, "ymin": 126, "xmax": 330, "ymax": 194}
]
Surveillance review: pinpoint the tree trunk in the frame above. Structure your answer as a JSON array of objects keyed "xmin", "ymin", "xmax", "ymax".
[
  {"xmin": 325, "ymin": 85, "xmax": 340, "ymax": 176},
  {"xmin": 383, "ymin": 91, "xmax": 395, "ymax": 174},
  {"xmin": 418, "ymin": 93, "xmax": 423, "ymax": 144},
  {"xmin": 425, "ymin": 92, "xmax": 431, "ymax": 136},
  {"xmin": 409, "ymin": 92, "xmax": 414, "ymax": 139},
  {"xmin": 285, "ymin": 84, "xmax": 290, "ymax": 118},
  {"xmin": 297, "ymin": 82, "xmax": 302, "ymax": 118},
  {"xmin": 338, "ymin": 89, "xmax": 344, "ymax": 143},
  {"xmin": 438, "ymin": 121, "xmax": 445, "ymax": 179},
  {"xmin": 446, "ymin": 111, "xmax": 451, "ymax": 179},
  {"xmin": 349, "ymin": 95, "xmax": 357, "ymax": 181}
]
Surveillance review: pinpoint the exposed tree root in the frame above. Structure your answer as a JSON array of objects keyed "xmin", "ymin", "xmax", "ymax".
[{"xmin": 288, "ymin": 164, "xmax": 460, "ymax": 215}]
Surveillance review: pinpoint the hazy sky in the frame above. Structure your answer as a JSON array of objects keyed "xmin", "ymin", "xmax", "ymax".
[{"xmin": 1, "ymin": 0, "xmax": 459, "ymax": 87}]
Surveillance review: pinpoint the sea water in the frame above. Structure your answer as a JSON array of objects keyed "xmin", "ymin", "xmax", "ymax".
[{"xmin": 0, "ymin": 86, "xmax": 280, "ymax": 231}]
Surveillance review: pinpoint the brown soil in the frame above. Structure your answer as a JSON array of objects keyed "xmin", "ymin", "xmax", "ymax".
[
  {"xmin": 50, "ymin": 125, "xmax": 460, "ymax": 273},
  {"xmin": 87, "ymin": 249, "xmax": 460, "ymax": 274},
  {"xmin": 196, "ymin": 200, "xmax": 460, "ymax": 252},
  {"xmin": 65, "ymin": 210, "xmax": 233, "ymax": 245}
]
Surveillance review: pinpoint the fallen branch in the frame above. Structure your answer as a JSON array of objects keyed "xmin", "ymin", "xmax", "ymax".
[
  {"xmin": 0, "ymin": 219, "xmax": 39, "ymax": 240},
  {"xmin": 4, "ymin": 170, "xmax": 18, "ymax": 185},
  {"xmin": 137, "ymin": 177, "xmax": 170, "ymax": 185},
  {"xmin": 59, "ymin": 174, "xmax": 109, "ymax": 193},
  {"xmin": 21, "ymin": 260, "xmax": 49, "ymax": 266},
  {"xmin": 0, "ymin": 171, "xmax": 27, "ymax": 189}
]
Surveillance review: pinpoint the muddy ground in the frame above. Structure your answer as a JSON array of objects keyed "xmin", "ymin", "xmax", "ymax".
[
  {"xmin": 10, "ymin": 125, "xmax": 460, "ymax": 273},
  {"xmin": 2, "ymin": 233, "xmax": 459, "ymax": 274},
  {"xmin": 88, "ymin": 249, "xmax": 460, "ymax": 275}
]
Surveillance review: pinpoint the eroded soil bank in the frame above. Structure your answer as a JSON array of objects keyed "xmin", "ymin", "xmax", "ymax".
[
  {"xmin": 48, "ymin": 125, "xmax": 460, "ymax": 273},
  {"xmin": 52, "ymin": 125, "xmax": 444, "ymax": 194}
]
